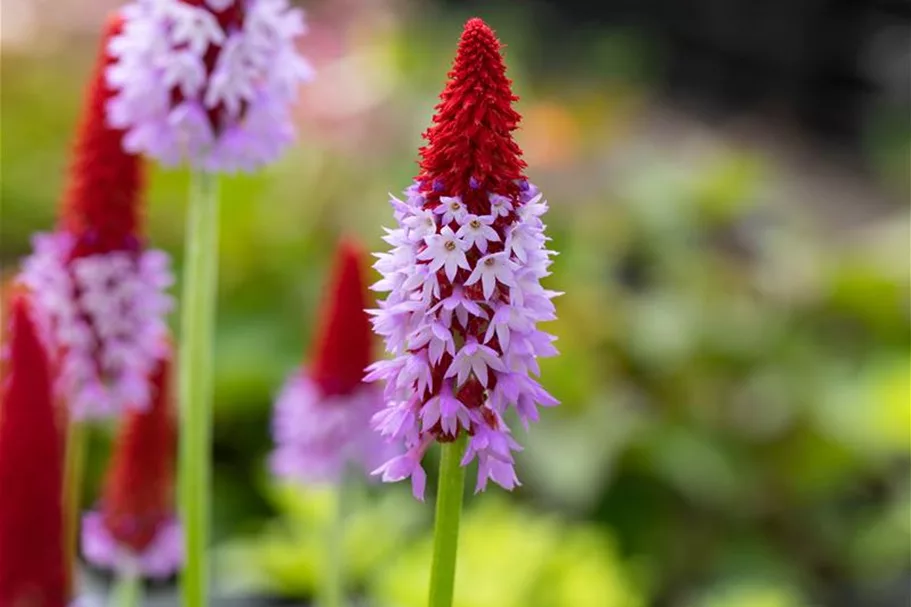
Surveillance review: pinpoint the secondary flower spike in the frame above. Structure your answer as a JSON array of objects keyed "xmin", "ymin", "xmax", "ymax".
[
  {"xmin": 106, "ymin": 0, "xmax": 314, "ymax": 172},
  {"xmin": 21, "ymin": 15, "xmax": 173, "ymax": 420},
  {"xmin": 82, "ymin": 346, "xmax": 183, "ymax": 578},
  {"xmin": 0, "ymin": 292, "xmax": 67, "ymax": 606},
  {"xmin": 367, "ymin": 18, "xmax": 560, "ymax": 499},
  {"xmin": 271, "ymin": 239, "xmax": 396, "ymax": 484}
]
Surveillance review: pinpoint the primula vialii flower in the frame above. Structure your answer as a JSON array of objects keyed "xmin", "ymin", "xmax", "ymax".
[
  {"xmin": 21, "ymin": 16, "xmax": 173, "ymax": 421},
  {"xmin": 82, "ymin": 346, "xmax": 182, "ymax": 578},
  {"xmin": 271, "ymin": 239, "xmax": 396, "ymax": 484},
  {"xmin": 367, "ymin": 18, "xmax": 560, "ymax": 499},
  {"xmin": 0, "ymin": 293, "xmax": 67, "ymax": 606},
  {"xmin": 106, "ymin": 0, "xmax": 314, "ymax": 172}
]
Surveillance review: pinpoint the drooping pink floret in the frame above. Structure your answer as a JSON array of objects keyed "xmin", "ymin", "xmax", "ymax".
[{"xmin": 366, "ymin": 19, "xmax": 560, "ymax": 500}]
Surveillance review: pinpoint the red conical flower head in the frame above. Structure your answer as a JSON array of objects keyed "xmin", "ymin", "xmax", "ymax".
[
  {"xmin": 100, "ymin": 350, "xmax": 176, "ymax": 553},
  {"xmin": 418, "ymin": 17, "xmax": 527, "ymax": 215},
  {"xmin": 0, "ymin": 293, "xmax": 67, "ymax": 607},
  {"xmin": 309, "ymin": 238, "xmax": 373, "ymax": 397},
  {"xmin": 61, "ymin": 14, "xmax": 145, "ymax": 260},
  {"xmin": 20, "ymin": 14, "xmax": 173, "ymax": 421}
]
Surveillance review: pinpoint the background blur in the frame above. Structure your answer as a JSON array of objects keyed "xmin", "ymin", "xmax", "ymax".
[{"xmin": 2, "ymin": 0, "xmax": 909, "ymax": 605}]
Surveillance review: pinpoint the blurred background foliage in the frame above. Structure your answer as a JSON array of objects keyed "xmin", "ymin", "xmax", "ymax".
[{"xmin": 1, "ymin": 0, "xmax": 909, "ymax": 605}]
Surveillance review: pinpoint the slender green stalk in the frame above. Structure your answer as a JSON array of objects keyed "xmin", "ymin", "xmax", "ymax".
[
  {"xmin": 321, "ymin": 476, "xmax": 347, "ymax": 607},
  {"xmin": 109, "ymin": 567, "xmax": 142, "ymax": 607},
  {"xmin": 178, "ymin": 171, "xmax": 220, "ymax": 607},
  {"xmin": 63, "ymin": 419, "xmax": 87, "ymax": 597},
  {"xmin": 427, "ymin": 434, "xmax": 468, "ymax": 607}
]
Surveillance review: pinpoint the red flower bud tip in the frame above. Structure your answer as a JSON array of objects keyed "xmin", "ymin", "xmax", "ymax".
[
  {"xmin": 310, "ymin": 238, "xmax": 373, "ymax": 397},
  {"xmin": 100, "ymin": 349, "xmax": 176, "ymax": 553},
  {"xmin": 0, "ymin": 293, "xmax": 66, "ymax": 607},
  {"xmin": 418, "ymin": 17, "xmax": 527, "ymax": 214},
  {"xmin": 61, "ymin": 14, "xmax": 145, "ymax": 258}
]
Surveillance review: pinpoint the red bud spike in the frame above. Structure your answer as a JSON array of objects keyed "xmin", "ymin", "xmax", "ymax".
[
  {"xmin": 418, "ymin": 18, "xmax": 527, "ymax": 213},
  {"xmin": 0, "ymin": 293, "xmax": 67, "ymax": 607},
  {"xmin": 100, "ymin": 351, "xmax": 176, "ymax": 553},
  {"xmin": 309, "ymin": 238, "xmax": 373, "ymax": 397},
  {"xmin": 61, "ymin": 15, "xmax": 145, "ymax": 258}
]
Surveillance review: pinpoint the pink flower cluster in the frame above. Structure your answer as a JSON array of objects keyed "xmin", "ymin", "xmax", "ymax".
[
  {"xmin": 81, "ymin": 511, "xmax": 182, "ymax": 579},
  {"xmin": 21, "ymin": 233, "xmax": 173, "ymax": 419},
  {"xmin": 367, "ymin": 181, "xmax": 560, "ymax": 499},
  {"xmin": 107, "ymin": 0, "xmax": 313, "ymax": 172},
  {"xmin": 270, "ymin": 374, "xmax": 396, "ymax": 485}
]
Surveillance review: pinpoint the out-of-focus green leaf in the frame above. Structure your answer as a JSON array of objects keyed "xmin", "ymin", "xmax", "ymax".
[
  {"xmin": 813, "ymin": 357, "xmax": 911, "ymax": 458},
  {"xmin": 215, "ymin": 482, "xmax": 425, "ymax": 597},
  {"xmin": 692, "ymin": 580, "xmax": 807, "ymax": 607}
]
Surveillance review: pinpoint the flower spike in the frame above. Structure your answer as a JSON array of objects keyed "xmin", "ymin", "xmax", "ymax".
[
  {"xmin": 106, "ymin": 0, "xmax": 313, "ymax": 172},
  {"xmin": 82, "ymin": 346, "xmax": 182, "ymax": 578},
  {"xmin": 0, "ymin": 292, "xmax": 67, "ymax": 606},
  {"xmin": 367, "ymin": 18, "xmax": 560, "ymax": 499},
  {"xmin": 271, "ymin": 239, "xmax": 397, "ymax": 485},
  {"xmin": 309, "ymin": 239, "xmax": 375, "ymax": 398},
  {"xmin": 20, "ymin": 15, "xmax": 173, "ymax": 421}
]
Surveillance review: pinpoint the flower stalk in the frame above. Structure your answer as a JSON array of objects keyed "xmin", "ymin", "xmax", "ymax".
[
  {"xmin": 428, "ymin": 434, "xmax": 468, "ymax": 607},
  {"xmin": 109, "ymin": 566, "xmax": 141, "ymax": 607},
  {"xmin": 63, "ymin": 419, "xmax": 88, "ymax": 595},
  {"xmin": 320, "ymin": 473, "xmax": 346, "ymax": 607},
  {"xmin": 178, "ymin": 170, "xmax": 220, "ymax": 607}
]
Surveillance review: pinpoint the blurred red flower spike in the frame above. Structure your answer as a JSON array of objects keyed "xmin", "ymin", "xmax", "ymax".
[
  {"xmin": 0, "ymin": 293, "xmax": 67, "ymax": 607},
  {"xmin": 309, "ymin": 238, "xmax": 373, "ymax": 398},
  {"xmin": 101, "ymin": 350, "xmax": 176, "ymax": 553}
]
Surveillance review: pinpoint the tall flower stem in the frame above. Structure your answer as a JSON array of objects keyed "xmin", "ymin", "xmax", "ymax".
[
  {"xmin": 63, "ymin": 419, "xmax": 87, "ymax": 596},
  {"xmin": 109, "ymin": 567, "xmax": 141, "ymax": 607},
  {"xmin": 178, "ymin": 171, "xmax": 220, "ymax": 607},
  {"xmin": 427, "ymin": 433, "xmax": 468, "ymax": 607},
  {"xmin": 321, "ymin": 473, "xmax": 347, "ymax": 607}
]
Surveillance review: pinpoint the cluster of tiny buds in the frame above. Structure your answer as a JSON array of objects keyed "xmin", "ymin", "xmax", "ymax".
[{"xmin": 367, "ymin": 178, "xmax": 559, "ymax": 499}]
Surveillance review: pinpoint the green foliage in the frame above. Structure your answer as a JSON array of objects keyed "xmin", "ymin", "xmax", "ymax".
[
  {"xmin": 692, "ymin": 580, "xmax": 808, "ymax": 607},
  {"xmin": 216, "ymin": 482, "xmax": 426, "ymax": 597}
]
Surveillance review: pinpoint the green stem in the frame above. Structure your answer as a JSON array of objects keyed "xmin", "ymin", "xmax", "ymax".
[
  {"xmin": 427, "ymin": 434, "xmax": 468, "ymax": 607},
  {"xmin": 178, "ymin": 171, "xmax": 220, "ymax": 607},
  {"xmin": 109, "ymin": 567, "xmax": 142, "ymax": 607},
  {"xmin": 63, "ymin": 419, "xmax": 87, "ymax": 598},
  {"xmin": 321, "ymin": 475, "xmax": 347, "ymax": 607}
]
